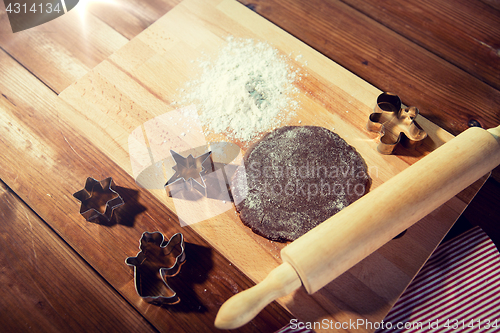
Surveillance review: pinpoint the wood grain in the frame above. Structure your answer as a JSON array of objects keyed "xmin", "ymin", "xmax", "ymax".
[
  {"xmin": 86, "ymin": 0, "xmax": 182, "ymax": 40},
  {"xmin": 0, "ymin": 0, "xmax": 497, "ymax": 331},
  {"xmin": 54, "ymin": 0, "xmax": 485, "ymax": 329},
  {"xmin": 0, "ymin": 46, "xmax": 293, "ymax": 332},
  {"xmin": 0, "ymin": 181, "xmax": 156, "ymax": 333},
  {"xmin": 0, "ymin": 1, "xmax": 128, "ymax": 93},
  {"xmin": 1, "ymin": 0, "xmax": 498, "ymax": 134},
  {"xmin": 0, "ymin": 0, "xmax": 185, "ymax": 94},
  {"xmin": 216, "ymin": 121, "xmax": 500, "ymax": 329},
  {"xmin": 342, "ymin": 0, "xmax": 500, "ymax": 91}
]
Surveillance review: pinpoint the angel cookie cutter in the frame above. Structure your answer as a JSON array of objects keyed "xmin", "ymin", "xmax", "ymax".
[
  {"xmin": 367, "ymin": 92, "xmax": 427, "ymax": 154},
  {"xmin": 126, "ymin": 231, "xmax": 186, "ymax": 305}
]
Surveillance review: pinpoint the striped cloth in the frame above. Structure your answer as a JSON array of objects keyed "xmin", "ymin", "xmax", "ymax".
[
  {"xmin": 277, "ymin": 227, "xmax": 500, "ymax": 333},
  {"xmin": 377, "ymin": 226, "xmax": 500, "ymax": 333}
]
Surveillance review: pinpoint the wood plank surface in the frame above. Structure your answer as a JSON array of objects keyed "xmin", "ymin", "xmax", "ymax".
[
  {"xmin": 0, "ymin": 1, "xmax": 128, "ymax": 93},
  {"xmin": 0, "ymin": 181, "xmax": 156, "ymax": 333},
  {"xmin": 237, "ymin": 0, "xmax": 500, "ymax": 136},
  {"xmin": 238, "ymin": 0, "xmax": 500, "ymax": 238},
  {"xmin": 0, "ymin": 0, "xmax": 498, "ymax": 331},
  {"xmin": 1, "ymin": 0, "xmax": 499, "ymax": 134},
  {"xmin": 54, "ymin": 0, "xmax": 486, "ymax": 330},
  {"xmin": 342, "ymin": 0, "xmax": 500, "ymax": 91},
  {"xmin": 85, "ymin": 0, "xmax": 182, "ymax": 40},
  {"xmin": 0, "ymin": 45, "xmax": 293, "ymax": 332}
]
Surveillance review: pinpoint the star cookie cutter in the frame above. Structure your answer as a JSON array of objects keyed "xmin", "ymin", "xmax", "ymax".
[
  {"xmin": 126, "ymin": 231, "xmax": 186, "ymax": 305},
  {"xmin": 165, "ymin": 150, "xmax": 214, "ymax": 197},
  {"xmin": 367, "ymin": 92, "xmax": 427, "ymax": 154},
  {"xmin": 73, "ymin": 177, "xmax": 124, "ymax": 222}
]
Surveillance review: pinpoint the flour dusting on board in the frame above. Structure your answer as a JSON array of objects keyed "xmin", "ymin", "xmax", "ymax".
[{"xmin": 177, "ymin": 36, "xmax": 301, "ymax": 142}]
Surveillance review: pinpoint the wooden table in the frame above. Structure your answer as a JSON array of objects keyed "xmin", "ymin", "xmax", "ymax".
[{"xmin": 1, "ymin": 0, "xmax": 499, "ymax": 332}]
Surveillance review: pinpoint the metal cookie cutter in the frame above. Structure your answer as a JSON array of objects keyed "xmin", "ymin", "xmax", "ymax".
[
  {"xmin": 126, "ymin": 231, "xmax": 186, "ymax": 305},
  {"xmin": 367, "ymin": 92, "xmax": 427, "ymax": 154},
  {"xmin": 165, "ymin": 150, "xmax": 214, "ymax": 197},
  {"xmin": 73, "ymin": 177, "xmax": 124, "ymax": 222}
]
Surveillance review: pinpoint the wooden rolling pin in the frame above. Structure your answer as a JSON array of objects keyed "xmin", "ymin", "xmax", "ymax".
[{"xmin": 215, "ymin": 125, "xmax": 500, "ymax": 330}]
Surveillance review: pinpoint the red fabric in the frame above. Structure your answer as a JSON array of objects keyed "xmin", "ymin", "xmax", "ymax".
[
  {"xmin": 278, "ymin": 227, "xmax": 500, "ymax": 333},
  {"xmin": 377, "ymin": 227, "xmax": 500, "ymax": 332}
]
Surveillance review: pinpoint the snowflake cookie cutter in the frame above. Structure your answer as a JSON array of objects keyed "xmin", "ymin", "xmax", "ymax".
[
  {"xmin": 126, "ymin": 231, "xmax": 186, "ymax": 305},
  {"xmin": 367, "ymin": 92, "xmax": 427, "ymax": 154},
  {"xmin": 165, "ymin": 150, "xmax": 214, "ymax": 197},
  {"xmin": 73, "ymin": 177, "xmax": 124, "ymax": 222}
]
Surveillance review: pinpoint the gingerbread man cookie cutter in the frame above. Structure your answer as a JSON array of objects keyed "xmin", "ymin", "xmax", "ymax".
[{"xmin": 367, "ymin": 92, "xmax": 427, "ymax": 154}]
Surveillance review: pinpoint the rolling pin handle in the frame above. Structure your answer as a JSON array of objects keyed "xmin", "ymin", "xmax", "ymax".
[
  {"xmin": 214, "ymin": 262, "xmax": 301, "ymax": 330},
  {"xmin": 215, "ymin": 124, "xmax": 500, "ymax": 330}
]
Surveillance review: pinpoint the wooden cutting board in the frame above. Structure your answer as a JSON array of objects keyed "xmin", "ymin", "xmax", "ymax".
[{"xmin": 57, "ymin": 0, "xmax": 475, "ymax": 329}]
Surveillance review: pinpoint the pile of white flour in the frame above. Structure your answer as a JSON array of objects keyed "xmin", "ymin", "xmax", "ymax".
[{"xmin": 178, "ymin": 36, "xmax": 300, "ymax": 142}]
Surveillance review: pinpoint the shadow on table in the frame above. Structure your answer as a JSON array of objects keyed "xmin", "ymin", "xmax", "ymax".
[
  {"xmin": 93, "ymin": 186, "xmax": 146, "ymax": 227},
  {"xmin": 164, "ymin": 242, "xmax": 214, "ymax": 313}
]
